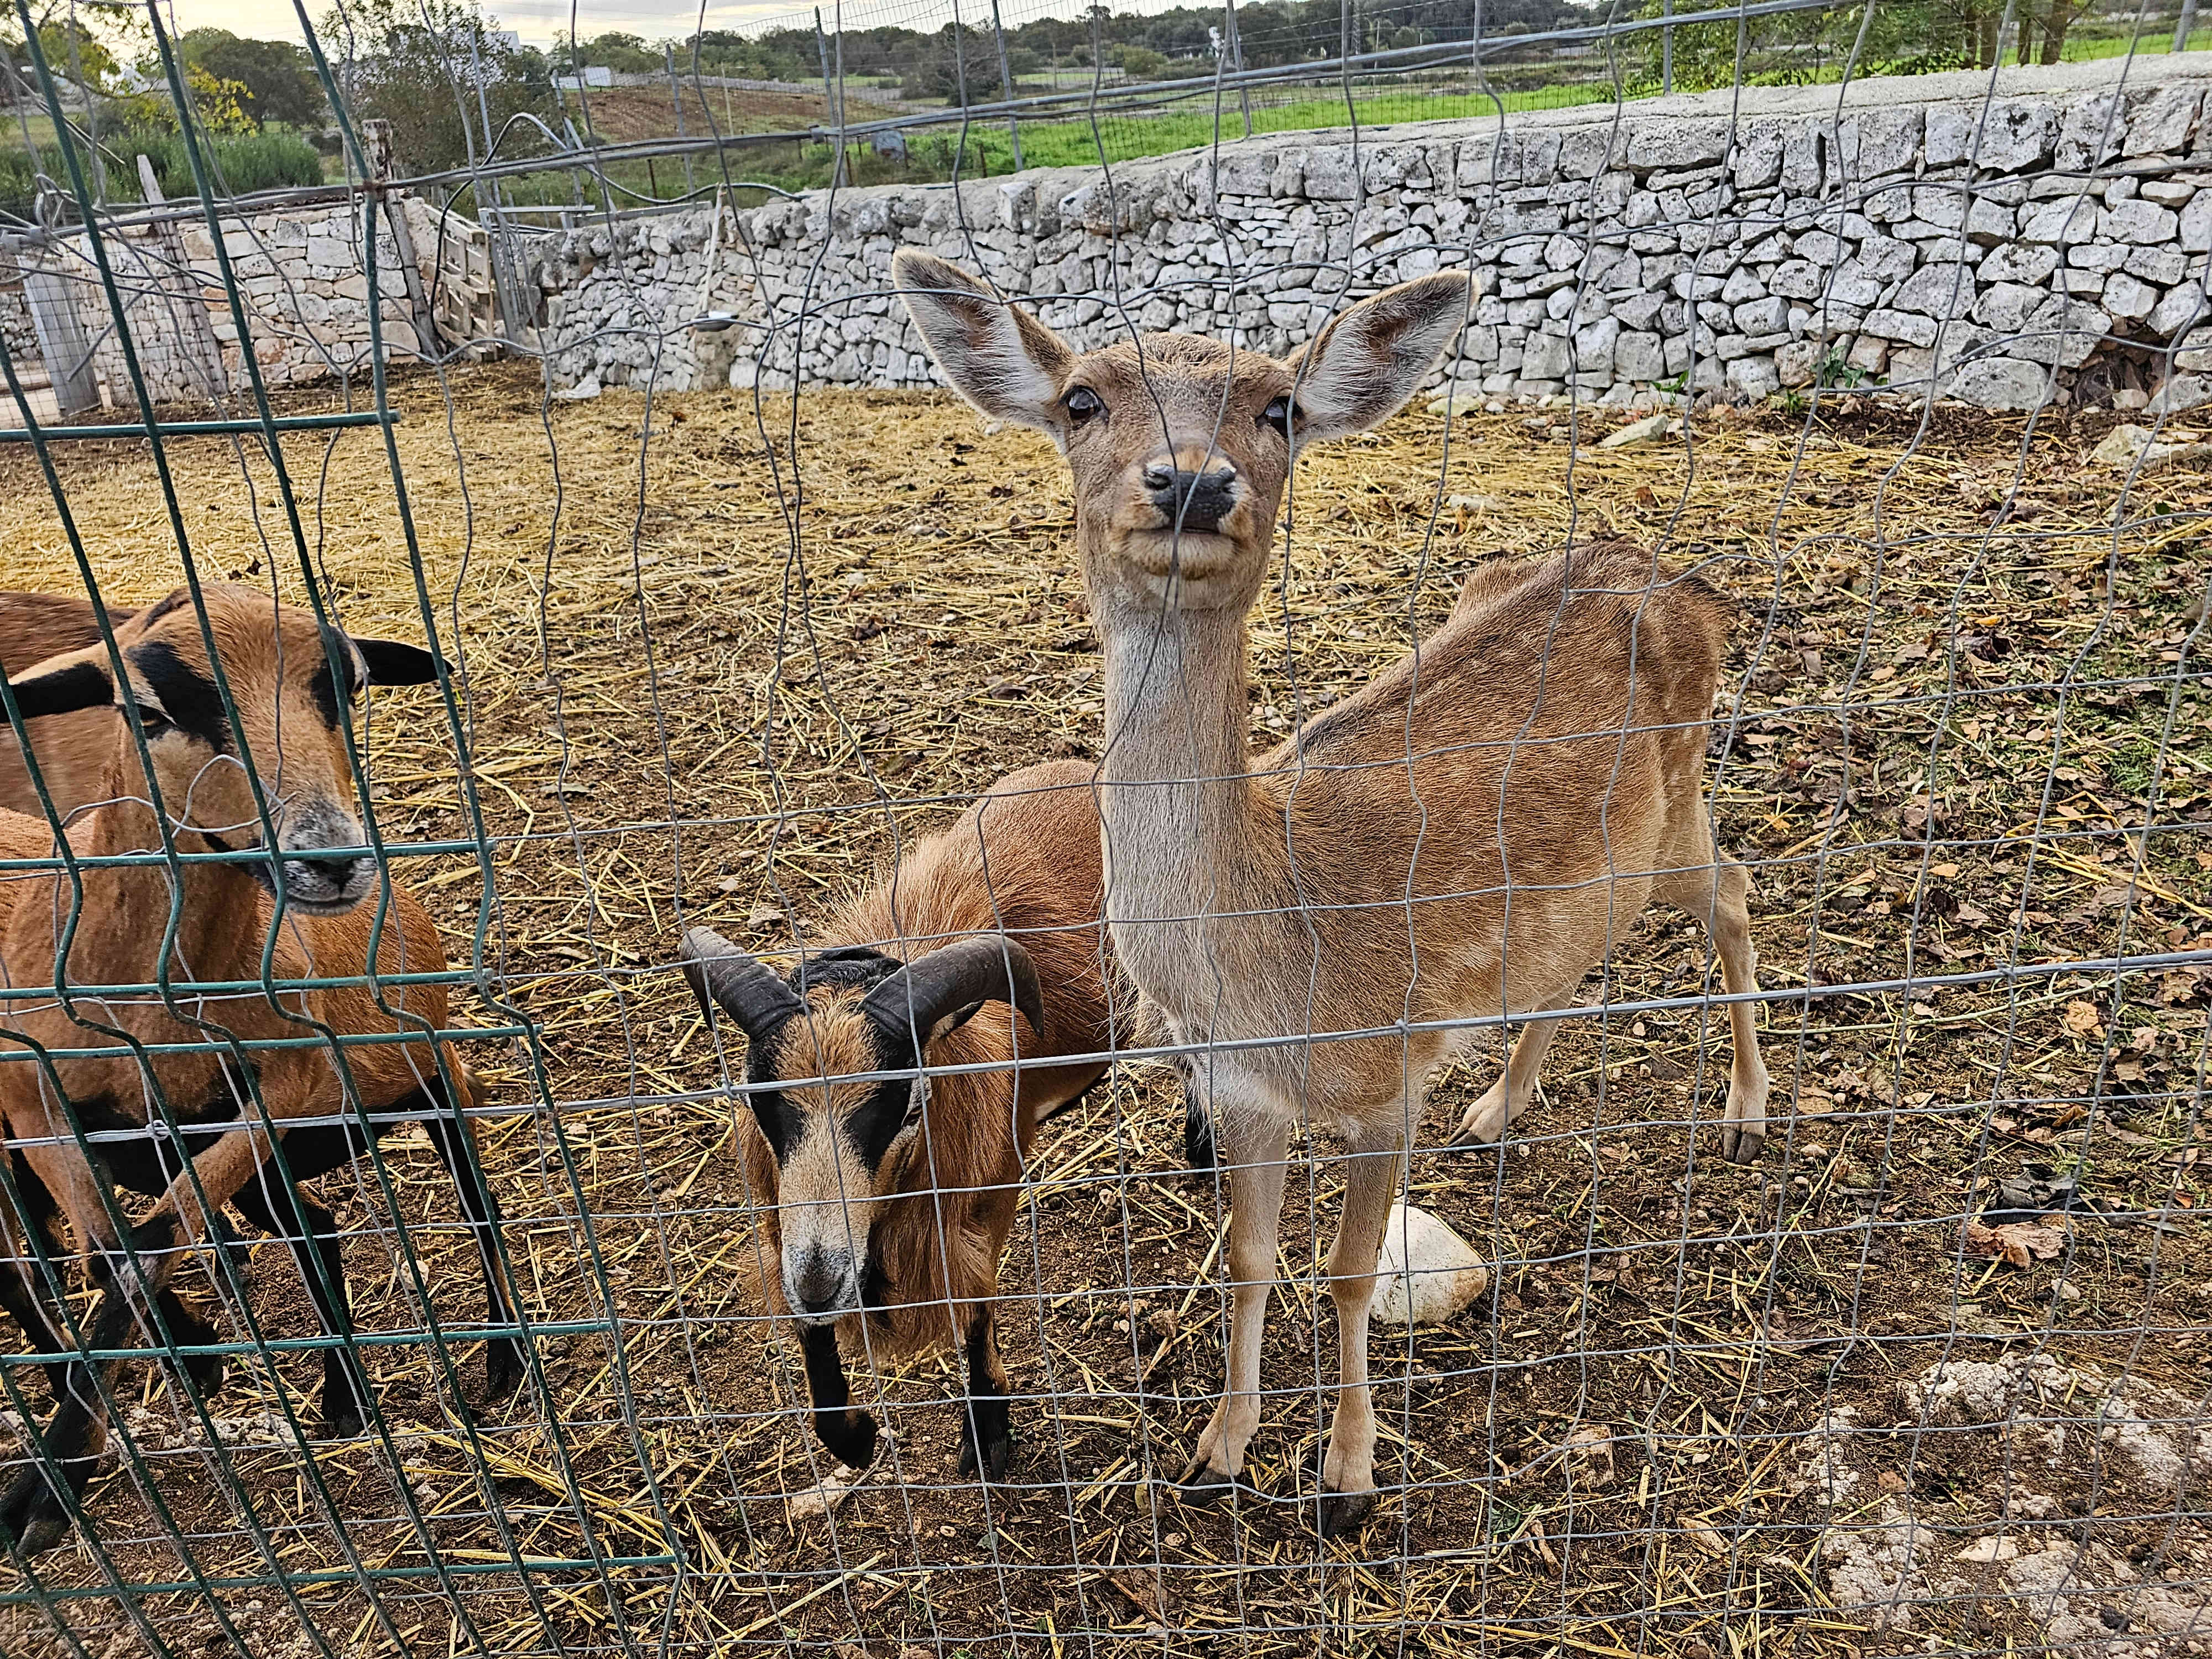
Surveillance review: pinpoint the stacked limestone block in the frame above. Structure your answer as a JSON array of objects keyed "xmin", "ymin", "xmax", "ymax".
[{"xmin": 524, "ymin": 56, "xmax": 2212, "ymax": 413}]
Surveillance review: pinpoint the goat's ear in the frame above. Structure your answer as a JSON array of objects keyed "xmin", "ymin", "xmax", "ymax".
[
  {"xmin": 1284, "ymin": 273, "xmax": 1473, "ymax": 448},
  {"xmin": 3, "ymin": 653, "xmax": 115, "ymax": 721},
  {"xmin": 353, "ymin": 637, "xmax": 444, "ymax": 687},
  {"xmin": 893, "ymin": 250, "xmax": 1073, "ymax": 435}
]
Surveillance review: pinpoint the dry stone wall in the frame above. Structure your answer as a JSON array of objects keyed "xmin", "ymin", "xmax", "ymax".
[
  {"xmin": 11, "ymin": 194, "xmax": 499, "ymax": 406},
  {"xmin": 526, "ymin": 55, "xmax": 2212, "ymax": 414}
]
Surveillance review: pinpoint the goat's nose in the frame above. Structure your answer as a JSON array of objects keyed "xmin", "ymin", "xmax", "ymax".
[
  {"xmin": 314, "ymin": 854, "xmax": 363, "ymax": 891},
  {"xmin": 1145, "ymin": 466, "xmax": 1239, "ymax": 533},
  {"xmin": 789, "ymin": 1250, "xmax": 848, "ymax": 1314}
]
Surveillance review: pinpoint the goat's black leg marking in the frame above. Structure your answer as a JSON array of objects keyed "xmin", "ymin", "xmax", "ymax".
[
  {"xmin": 799, "ymin": 1323, "xmax": 877, "ymax": 1469},
  {"xmin": 954, "ymin": 1310, "xmax": 1011, "ymax": 1483},
  {"xmin": 232, "ymin": 1177, "xmax": 371, "ymax": 1438},
  {"xmin": 421, "ymin": 1094, "xmax": 524, "ymax": 1403},
  {"xmin": 0, "ymin": 1219, "xmax": 171, "ymax": 1555},
  {"xmin": 0, "ymin": 1161, "xmax": 75, "ymax": 1402}
]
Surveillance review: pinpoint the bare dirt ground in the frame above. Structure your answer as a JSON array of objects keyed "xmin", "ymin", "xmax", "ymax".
[{"xmin": 0, "ymin": 367, "xmax": 2204, "ymax": 1658}]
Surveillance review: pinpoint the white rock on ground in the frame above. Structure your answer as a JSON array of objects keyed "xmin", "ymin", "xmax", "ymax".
[{"xmin": 1372, "ymin": 1203, "xmax": 1489, "ymax": 1326}]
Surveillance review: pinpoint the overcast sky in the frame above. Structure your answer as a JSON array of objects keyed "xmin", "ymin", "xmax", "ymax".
[{"xmin": 160, "ymin": 0, "xmax": 1044, "ymax": 51}]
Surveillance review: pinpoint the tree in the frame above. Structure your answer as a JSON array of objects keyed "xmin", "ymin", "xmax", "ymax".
[
  {"xmin": 320, "ymin": 0, "xmax": 551, "ymax": 176},
  {"xmin": 182, "ymin": 30, "xmax": 325, "ymax": 128}
]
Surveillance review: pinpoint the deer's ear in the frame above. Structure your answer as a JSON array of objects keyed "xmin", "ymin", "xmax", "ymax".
[
  {"xmin": 894, "ymin": 250, "xmax": 1073, "ymax": 435},
  {"xmin": 1284, "ymin": 274, "xmax": 1473, "ymax": 448}
]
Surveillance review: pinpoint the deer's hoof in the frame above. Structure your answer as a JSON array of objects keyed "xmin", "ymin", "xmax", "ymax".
[{"xmin": 1317, "ymin": 1486, "xmax": 1378, "ymax": 1537}]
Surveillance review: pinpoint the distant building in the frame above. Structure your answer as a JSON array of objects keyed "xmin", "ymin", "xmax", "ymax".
[{"xmin": 554, "ymin": 66, "xmax": 614, "ymax": 88}]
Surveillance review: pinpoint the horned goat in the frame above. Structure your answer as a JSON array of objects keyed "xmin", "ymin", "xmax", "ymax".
[
  {"xmin": 897, "ymin": 253, "xmax": 1770, "ymax": 1535},
  {"xmin": 0, "ymin": 585, "xmax": 519, "ymax": 1553},
  {"xmin": 679, "ymin": 760, "xmax": 1110, "ymax": 1480}
]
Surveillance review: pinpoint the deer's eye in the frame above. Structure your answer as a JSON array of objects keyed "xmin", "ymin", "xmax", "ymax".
[
  {"xmin": 1260, "ymin": 397, "xmax": 1296, "ymax": 433},
  {"xmin": 132, "ymin": 705, "xmax": 174, "ymax": 738},
  {"xmin": 1064, "ymin": 386, "xmax": 1104, "ymax": 425}
]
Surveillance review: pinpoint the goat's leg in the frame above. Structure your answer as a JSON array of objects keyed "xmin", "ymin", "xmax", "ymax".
[
  {"xmin": 231, "ymin": 1175, "xmax": 372, "ymax": 1438},
  {"xmin": 1452, "ymin": 986, "xmax": 1579, "ymax": 1146},
  {"xmin": 1180, "ymin": 1107, "xmax": 1290, "ymax": 1498},
  {"xmin": 0, "ymin": 1207, "xmax": 180, "ymax": 1555},
  {"xmin": 0, "ymin": 1159, "xmax": 76, "ymax": 1402},
  {"xmin": 420, "ymin": 1095, "xmax": 524, "ymax": 1402},
  {"xmin": 954, "ymin": 1306, "xmax": 1013, "ymax": 1482},
  {"xmin": 1658, "ymin": 849, "xmax": 1771, "ymax": 1164},
  {"xmin": 798, "ymin": 1322, "xmax": 877, "ymax": 1469},
  {"xmin": 1317, "ymin": 1129, "xmax": 1408, "ymax": 1537}
]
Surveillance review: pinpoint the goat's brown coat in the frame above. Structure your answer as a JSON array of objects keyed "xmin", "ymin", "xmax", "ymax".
[
  {"xmin": 735, "ymin": 760, "xmax": 1112, "ymax": 1362},
  {"xmin": 0, "ymin": 586, "xmax": 489, "ymax": 1549}
]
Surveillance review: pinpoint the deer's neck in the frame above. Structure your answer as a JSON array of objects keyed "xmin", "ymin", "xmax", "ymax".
[{"xmin": 1092, "ymin": 593, "xmax": 1281, "ymax": 1006}]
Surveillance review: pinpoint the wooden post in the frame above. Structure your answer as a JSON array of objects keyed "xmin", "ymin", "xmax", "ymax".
[
  {"xmin": 814, "ymin": 10, "xmax": 846, "ymax": 187},
  {"xmin": 1223, "ymin": 0, "xmax": 1254, "ymax": 140},
  {"xmin": 666, "ymin": 44, "xmax": 697, "ymax": 195},
  {"xmin": 22, "ymin": 261, "xmax": 98, "ymax": 414},
  {"xmin": 989, "ymin": 0, "xmax": 1024, "ymax": 170},
  {"xmin": 136, "ymin": 154, "xmax": 228, "ymax": 400},
  {"xmin": 362, "ymin": 119, "xmax": 447, "ymax": 361}
]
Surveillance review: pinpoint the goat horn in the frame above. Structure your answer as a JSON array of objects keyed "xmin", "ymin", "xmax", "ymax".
[
  {"xmin": 679, "ymin": 926, "xmax": 804, "ymax": 1040},
  {"xmin": 858, "ymin": 936, "xmax": 1046, "ymax": 1046}
]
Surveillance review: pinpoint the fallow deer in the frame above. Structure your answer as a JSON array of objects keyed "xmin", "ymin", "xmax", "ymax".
[{"xmin": 896, "ymin": 252, "xmax": 1770, "ymax": 1535}]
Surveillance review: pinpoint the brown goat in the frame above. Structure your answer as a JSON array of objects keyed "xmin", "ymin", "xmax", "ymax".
[
  {"xmin": 0, "ymin": 584, "xmax": 517, "ymax": 1553},
  {"xmin": 681, "ymin": 760, "xmax": 1110, "ymax": 1479},
  {"xmin": 898, "ymin": 253, "xmax": 1769, "ymax": 1534},
  {"xmin": 0, "ymin": 590, "xmax": 136, "ymax": 823}
]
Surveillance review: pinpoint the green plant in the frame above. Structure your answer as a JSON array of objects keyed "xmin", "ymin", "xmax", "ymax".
[{"xmin": 1815, "ymin": 343, "xmax": 1870, "ymax": 390}]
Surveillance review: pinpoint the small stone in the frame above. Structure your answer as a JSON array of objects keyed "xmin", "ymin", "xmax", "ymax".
[
  {"xmin": 2149, "ymin": 373, "xmax": 2212, "ymax": 415},
  {"xmin": 789, "ymin": 1465, "xmax": 863, "ymax": 1520},
  {"xmin": 1600, "ymin": 411, "xmax": 1671, "ymax": 447},
  {"xmin": 2090, "ymin": 422, "xmax": 2212, "ymax": 470},
  {"xmin": 1956, "ymin": 1536, "xmax": 2020, "ymax": 1564}
]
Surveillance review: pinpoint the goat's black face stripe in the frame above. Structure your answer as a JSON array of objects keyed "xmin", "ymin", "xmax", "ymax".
[
  {"xmin": 132, "ymin": 641, "xmax": 230, "ymax": 752},
  {"xmin": 308, "ymin": 661, "xmax": 341, "ymax": 731},
  {"xmin": 845, "ymin": 1055, "xmax": 917, "ymax": 1175},
  {"xmin": 6, "ymin": 661, "xmax": 109, "ymax": 721}
]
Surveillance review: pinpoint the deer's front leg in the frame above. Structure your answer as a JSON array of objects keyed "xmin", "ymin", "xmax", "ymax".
[
  {"xmin": 1318, "ymin": 1131, "xmax": 1409, "ymax": 1536},
  {"xmin": 1181, "ymin": 1107, "xmax": 1290, "ymax": 1498}
]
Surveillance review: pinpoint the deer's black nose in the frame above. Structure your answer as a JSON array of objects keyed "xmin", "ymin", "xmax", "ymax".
[{"xmin": 1144, "ymin": 466, "xmax": 1238, "ymax": 533}]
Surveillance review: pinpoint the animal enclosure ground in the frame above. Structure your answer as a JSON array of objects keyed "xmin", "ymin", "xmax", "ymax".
[{"xmin": 0, "ymin": 369, "xmax": 2205, "ymax": 1658}]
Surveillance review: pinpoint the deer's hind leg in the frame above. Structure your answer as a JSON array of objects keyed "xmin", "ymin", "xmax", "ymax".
[{"xmin": 1653, "ymin": 823, "xmax": 1770, "ymax": 1164}]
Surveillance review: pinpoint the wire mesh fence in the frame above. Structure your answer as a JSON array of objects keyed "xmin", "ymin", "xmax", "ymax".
[{"xmin": 0, "ymin": 0, "xmax": 2203, "ymax": 1655}]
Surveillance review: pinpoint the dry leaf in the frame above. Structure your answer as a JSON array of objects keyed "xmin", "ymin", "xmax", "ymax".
[
  {"xmin": 1106, "ymin": 1571, "xmax": 1164, "ymax": 1621},
  {"xmin": 1960, "ymin": 1218, "xmax": 2065, "ymax": 1267},
  {"xmin": 1566, "ymin": 1423, "xmax": 1618, "ymax": 1486},
  {"xmin": 2063, "ymin": 999, "xmax": 2104, "ymax": 1037},
  {"xmin": 1685, "ymin": 1520, "xmax": 1730, "ymax": 1557}
]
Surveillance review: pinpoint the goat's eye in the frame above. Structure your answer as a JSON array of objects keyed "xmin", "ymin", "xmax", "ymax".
[
  {"xmin": 1064, "ymin": 386, "xmax": 1104, "ymax": 425},
  {"xmin": 133, "ymin": 705, "xmax": 174, "ymax": 738},
  {"xmin": 1261, "ymin": 397, "xmax": 1296, "ymax": 433}
]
